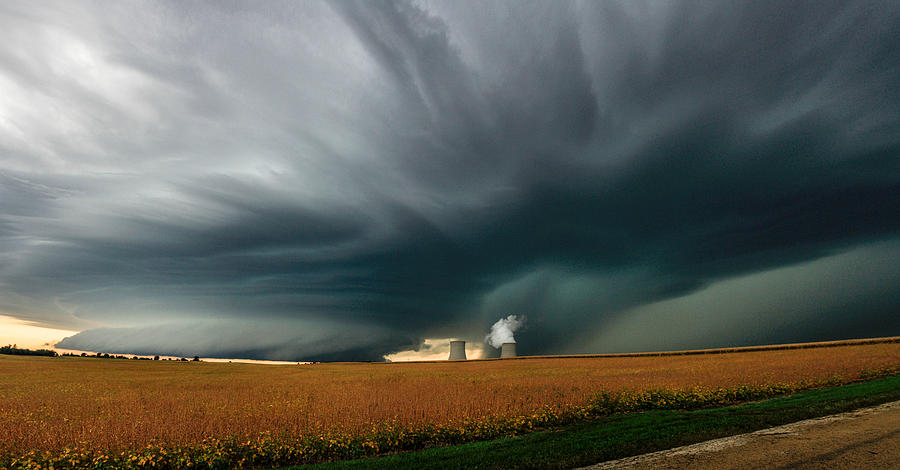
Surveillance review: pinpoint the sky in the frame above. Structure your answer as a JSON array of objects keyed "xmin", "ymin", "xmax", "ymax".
[{"xmin": 1, "ymin": 0, "xmax": 898, "ymax": 361}]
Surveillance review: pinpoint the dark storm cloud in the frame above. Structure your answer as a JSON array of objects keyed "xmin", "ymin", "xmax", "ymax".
[
  {"xmin": 56, "ymin": 318, "xmax": 418, "ymax": 362},
  {"xmin": 2, "ymin": 1, "xmax": 899, "ymax": 360}
]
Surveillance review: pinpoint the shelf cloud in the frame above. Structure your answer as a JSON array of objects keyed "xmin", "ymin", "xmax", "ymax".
[{"xmin": 2, "ymin": 1, "xmax": 899, "ymax": 360}]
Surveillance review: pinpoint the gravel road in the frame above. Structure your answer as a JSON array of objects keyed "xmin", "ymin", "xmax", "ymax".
[{"xmin": 580, "ymin": 400, "xmax": 900, "ymax": 470}]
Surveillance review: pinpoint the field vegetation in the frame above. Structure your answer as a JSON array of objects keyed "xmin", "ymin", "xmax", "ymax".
[
  {"xmin": 1, "ymin": 339, "xmax": 898, "ymax": 469},
  {"xmin": 300, "ymin": 373, "xmax": 900, "ymax": 470}
]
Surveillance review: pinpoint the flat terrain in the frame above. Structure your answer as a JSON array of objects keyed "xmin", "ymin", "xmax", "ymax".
[
  {"xmin": 586, "ymin": 400, "xmax": 900, "ymax": 470},
  {"xmin": 295, "ymin": 374, "xmax": 900, "ymax": 470},
  {"xmin": 2, "ymin": 339, "xmax": 898, "ymax": 455}
]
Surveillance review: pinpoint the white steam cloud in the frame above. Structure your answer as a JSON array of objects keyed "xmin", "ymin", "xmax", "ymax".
[{"xmin": 485, "ymin": 315, "xmax": 524, "ymax": 348}]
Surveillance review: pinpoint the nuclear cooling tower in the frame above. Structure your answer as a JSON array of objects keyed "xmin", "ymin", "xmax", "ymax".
[
  {"xmin": 500, "ymin": 342, "xmax": 517, "ymax": 358},
  {"xmin": 448, "ymin": 340, "xmax": 467, "ymax": 360}
]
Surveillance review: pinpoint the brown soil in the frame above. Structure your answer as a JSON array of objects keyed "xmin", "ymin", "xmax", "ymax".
[{"xmin": 582, "ymin": 400, "xmax": 900, "ymax": 470}]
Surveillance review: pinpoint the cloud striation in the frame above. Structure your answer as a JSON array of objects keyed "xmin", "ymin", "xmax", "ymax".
[{"xmin": 0, "ymin": 0, "xmax": 898, "ymax": 360}]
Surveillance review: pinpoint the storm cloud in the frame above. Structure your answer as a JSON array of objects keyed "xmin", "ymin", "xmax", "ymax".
[{"xmin": 2, "ymin": 1, "xmax": 899, "ymax": 360}]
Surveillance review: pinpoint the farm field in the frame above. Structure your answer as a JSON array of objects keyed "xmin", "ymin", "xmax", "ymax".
[
  {"xmin": 1, "ymin": 339, "xmax": 899, "ymax": 468},
  {"xmin": 295, "ymin": 374, "xmax": 900, "ymax": 470}
]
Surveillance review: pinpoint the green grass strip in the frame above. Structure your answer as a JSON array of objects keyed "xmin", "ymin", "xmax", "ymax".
[{"xmin": 291, "ymin": 374, "xmax": 900, "ymax": 470}]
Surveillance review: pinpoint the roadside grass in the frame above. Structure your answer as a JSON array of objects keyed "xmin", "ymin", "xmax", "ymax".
[{"xmin": 291, "ymin": 373, "xmax": 900, "ymax": 470}]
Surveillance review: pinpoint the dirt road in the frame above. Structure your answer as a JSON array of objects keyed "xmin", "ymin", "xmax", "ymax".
[{"xmin": 581, "ymin": 400, "xmax": 900, "ymax": 470}]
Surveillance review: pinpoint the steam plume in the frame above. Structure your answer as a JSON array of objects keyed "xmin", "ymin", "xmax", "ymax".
[{"xmin": 485, "ymin": 315, "xmax": 524, "ymax": 348}]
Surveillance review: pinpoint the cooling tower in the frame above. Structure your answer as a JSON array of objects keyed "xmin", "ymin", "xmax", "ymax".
[
  {"xmin": 500, "ymin": 342, "xmax": 517, "ymax": 358},
  {"xmin": 448, "ymin": 340, "xmax": 467, "ymax": 360}
]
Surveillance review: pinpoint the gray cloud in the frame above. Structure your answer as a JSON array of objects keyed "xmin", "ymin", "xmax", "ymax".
[
  {"xmin": 56, "ymin": 318, "xmax": 416, "ymax": 362},
  {"xmin": 1, "ymin": 0, "xmax": 898, "ymax": 360},
  {"xmin": 580, "ymin": 239, "xmax": 900, "ymax": 353}
]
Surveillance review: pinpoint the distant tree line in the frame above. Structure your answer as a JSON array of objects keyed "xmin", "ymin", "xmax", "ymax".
[
  {"xmin": 1, "ymin": 344, "xmax": 58, "ymax": 357},
  {"xmin": 1, "ymin": 344, "xmax": 203, "ymax": 362},
  {"xmin": 58, "ymin": 352, "xmax": 200, "ymax": 361}
]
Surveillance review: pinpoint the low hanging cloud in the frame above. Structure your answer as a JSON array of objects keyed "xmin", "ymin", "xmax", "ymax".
[
  {"xmin": 1, "ymin": 1, "xmax": 899, "ymax": 360},
  {"xmin": 56, "ymin": 318, "xmax": 417, "ymax": 362}
]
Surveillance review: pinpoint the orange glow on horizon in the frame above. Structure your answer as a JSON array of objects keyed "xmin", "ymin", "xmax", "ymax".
[
  {"xmin": 0, "ymin": 317, "xmax": 487, "ymax": 364},
  {"xmin": 384, "ymin": 338, "xmax": 485, "ymax": 362},
  {"xmin": 0, "ymin": 315, "xmax": 79, "ymax": 350}
]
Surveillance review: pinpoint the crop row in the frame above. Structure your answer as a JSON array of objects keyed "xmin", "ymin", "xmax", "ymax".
[
  {"xmin": 6, "ymin": 341, "xmax": 900, "ymax": 455},
  {"xmin": 3, "ymin": 365, "xmax": 896, "ymax": 470}
]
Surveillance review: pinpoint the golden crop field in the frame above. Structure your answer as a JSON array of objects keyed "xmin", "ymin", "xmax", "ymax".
[{"xmin": 1, "ymin": 340, "xmax": 899, "ymax": 457}]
